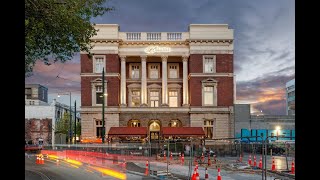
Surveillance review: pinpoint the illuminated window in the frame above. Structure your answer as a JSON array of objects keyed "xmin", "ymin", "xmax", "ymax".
[
  {"xmin": 169, "ymin": 91, "xmax": 178, "ymax": 107},
  {"xmin": 131, "ymin": 90, "xmax": 141, "ymax": 107},
  {"xmin": 204, "ymin": 120, "xmax": 214, "ymax": 139},
  {"xmin": 169, "ymin": 120, "xmax": 182, "ymax": 127},
  {"xmin": 203, "ymin": 55, "xmax": 216, "ymax": 73},
  {"xmin": 128, "ymin": 120, "xmax": 141, "ymax": 127},
  {"xmin": 150, "ymin": 91, "xmax": 160, "ymax": 107}
]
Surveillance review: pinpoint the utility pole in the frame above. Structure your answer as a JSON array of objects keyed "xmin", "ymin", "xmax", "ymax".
[
  {"xmin": 74, "ymin": 100, "xmax": 76, "ymax": 144},
  {"xmin": 102, "ymin": 67, "xmax": 105, "ymax": 144},
  {"xmin": 69, "ymin": 92, "xmax": 72, "ymax": 144}
]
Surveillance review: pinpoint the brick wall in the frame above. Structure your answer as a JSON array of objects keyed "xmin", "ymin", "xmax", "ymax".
[{"xmin": 25, "ymin": 118, "xmax": 52, "ymax": 145}]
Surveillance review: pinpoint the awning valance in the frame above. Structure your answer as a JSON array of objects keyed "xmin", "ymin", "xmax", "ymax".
[
  {"xmin": 161, "ymin": 127, "xmax": 205, "ymax": 137},
  {"xmin": 108, "ymin": 127, "xmax": 148, "ymax": 137}
]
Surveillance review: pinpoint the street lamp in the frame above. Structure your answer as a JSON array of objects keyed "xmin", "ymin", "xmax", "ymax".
[
  {"xmin": 276, "ymin": 126, "xmax": 281, "ymax": 140},
  {"xmin": 58, "ymin": 92, "xmax": 72, "ymax": 144}
]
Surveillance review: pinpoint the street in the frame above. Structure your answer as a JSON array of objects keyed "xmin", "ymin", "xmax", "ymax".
[{"xmin": 25, "ymin": 153, "xmax": 149, "ymax": 180}]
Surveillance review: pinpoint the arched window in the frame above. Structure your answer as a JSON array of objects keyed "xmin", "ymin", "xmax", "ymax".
[
  {"xmin": 168, "ymin": 120, "xmax": 182, "ymax": 127},
  {"xmin": 128, "ymin": 120, "xmax": 141, "ymax": 127}
]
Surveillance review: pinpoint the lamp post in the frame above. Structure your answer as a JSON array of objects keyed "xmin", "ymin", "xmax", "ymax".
[{"xmin": 58, "ymin": 92, "xmax": 72, "ymax": 144}]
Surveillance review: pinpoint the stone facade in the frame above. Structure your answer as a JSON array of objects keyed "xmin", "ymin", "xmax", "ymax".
[{"xmin": 80, "ymin": 24, "xmax": 235, "ymax": 141}]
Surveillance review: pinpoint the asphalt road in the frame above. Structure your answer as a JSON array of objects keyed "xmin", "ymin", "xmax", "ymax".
[{"xmin": 25, "ymin": 154, "xmax": 149, "ymax": 180}]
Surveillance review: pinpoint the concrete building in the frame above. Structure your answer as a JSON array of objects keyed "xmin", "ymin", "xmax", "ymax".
[
  {"xmin": 25, "ymin": 84, "xmax": 80, "ymax": 146},
  {"xmin": 286, "ymin": 78, "xmax": 295, "ymax": 115},
  {"xmin": 80, "ymin": 24, "xmax": 235, "ymax": 144},
  {"xmin": 234, "ymin": 104, "xmax": 295, "ymax": 142}
]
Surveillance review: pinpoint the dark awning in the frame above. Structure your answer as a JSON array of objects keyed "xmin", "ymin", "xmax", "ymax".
[
  {"xmin": 108, "ymin": 127, "xmax": 148, "ymax": 137},
  {"xmin": 161, "ymin": 127, "xmax": 205, "ymax": 137}
]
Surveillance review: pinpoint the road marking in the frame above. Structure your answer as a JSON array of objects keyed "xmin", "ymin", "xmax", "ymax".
[{"xmin": 26, "ymin": 169, "xmax": 51, "ymax": 180}]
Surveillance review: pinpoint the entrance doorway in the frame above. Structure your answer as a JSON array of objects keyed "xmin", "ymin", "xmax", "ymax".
[{"xmin": 149, "ymin": 120, "xmax": 161, "ymax": 141}]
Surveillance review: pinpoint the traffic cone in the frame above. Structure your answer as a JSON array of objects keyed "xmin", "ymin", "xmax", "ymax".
[
  {"xmin": 195, "ymin": 166, "xmax": 200, "ymax": 180},
  {"xmin": 181, "ymin": 153, "xmax": 185, "ymax": 165},
  {"xmin": 208, "ymin": 154, "xmax": 211, "ymax": 166},
  {"xmin": 192, "ymin": 168, "xmax": 197, "ymax": 180},
  {"xmin": 170, "ymin": 152, "xmax": 173, "ymax": 161},
  {"xmin": 291, "ymin": 160, "xmax": 295, "ymax": 174},
  {"xmin": 36, "ymin": 156, "xmax": 39, "ymax": 164},
  {"xmin": 217, "ymin": 168, "xmax": 222, "ymax": 180},
  {"xmin": 271, "ymin": 157, "xmax": 276, "ymax": 171},
  {"xmin": 248, "ymin": 155, "xmax": 252, "ymax": 166},
  {"xmin": 253, "ymin": 156, "xmax": 256, "ymax": 167},
  {"xmin": 41, "ymin": 157, "xmax": 44, "ymax": 164},
  {"xmin": 239, "ymin": 154, "xmax": 242, "ymax": 162},
  {"xmin": 259, "ymin": 157, "xmax": 262, "ymax": 169},
  {"xmin": 201, "ymin": 153, "xmax": 204, "ymax": 162},
  {"xmin": 205, "ymin": 167, "xmax": 209, "ymax": 180},
  {"xmin": 145, "ymin": 160, "xmax": 149, "ymax": 175}
]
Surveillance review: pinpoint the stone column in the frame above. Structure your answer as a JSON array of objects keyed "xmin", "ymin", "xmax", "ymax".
[
  {"xmin": 182, "ymin": 55, "xmax": 189, "ymax": 106},
  {"xmin": 120, "ymin": 56, "xmax": 127, "ymax": 106},
  {"xmin": 141, "ymin": 55, "xmax": 148, "ymax": 106},
  {"xmin": 161, "ymin": 56, "xmax": 168, "ymax": 106}
]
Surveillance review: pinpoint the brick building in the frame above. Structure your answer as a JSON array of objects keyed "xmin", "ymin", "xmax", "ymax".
[{"xmin": 80, "ymin": 24, "xmax": 235, "ymax": 144}]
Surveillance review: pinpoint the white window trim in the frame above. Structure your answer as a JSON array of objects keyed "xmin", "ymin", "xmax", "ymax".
[
  {"xmin": 91, "ymin": 78, "xmax": 108, "ymax": 106},
  {"xmin": 201, "ymin": 78, "xmax": 218, "ymax": 106},
  {"xmin": 148, "ymin": 63, "xmax": 160, "ymax": 79},
  {"xmin": 129, "ymin": 63, "xmax": 141, "ymax": 79},
  {"xmin": 127, "ymin": 83, "xmax": 141, "ymax": 107},
  {"xmin": 203, "ymin": 55, "xmax": 216, "ymax": 73},
  {"xmin": 203, "ymin": 118, "xmax": 216, "ymax": 139},
  {"xmin": 93, "ymin": 55, "xmax": 106, "ymax": 74},
  {"xmin": 167, "ymin": 63, "xmax": 179, "ymax": 79},
  {"xmin": 168, "ymin": 84, "xmax": 182, "ymax": 107},
  {"xmin": 147, "ymin": 84, "xmax": 162, "ymax": 107}
]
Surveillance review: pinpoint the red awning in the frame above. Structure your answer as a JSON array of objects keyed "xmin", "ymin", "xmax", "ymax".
[
  {"xmin": 161, "ymin": 127, "xmax": 205, "ymax": 137},
  {"xmin": 108, "ymin": 127, "xmax": 148, "ymax": 137}
]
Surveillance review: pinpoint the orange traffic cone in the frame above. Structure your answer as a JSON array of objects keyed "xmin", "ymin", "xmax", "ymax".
[
  {"xmin": 253, "ymin": 156, "xmax": 256, "ymax": 167},
  {"xmin": 195, "ymin": 166, "xmax": 200, "ymax": 180},
  {"xmin": 181, "ymin": 153, "xmax": 185, "ymax": 165},
  {"xmin": 36, "ymin": 156, "xmax": 39, "ymax": 164},
  {"xmin": 205, "ymin": 167, "xmax": 209, "ymax": 180},
  {"xmin": 217, "ymin": 168, "xmax": 222, "ymax": 180},
  {"xmin": 248, "ymin": 155, "xmax": 252, "ymax": 166},
  {"xmin": 192, "ymin": 168, "xmax": 196, "ymax": 180},
  {"xmin": 41, "ymin": 157, "xmax": 44, "ymax": 164},
  {"xmin": 170, "ymin": 151, "xmax": 173, "ymax": 161},
  {"xmin": 259, "ymin": 157, "xmax": 262, "ymax": 169},
  {"xmin": 145, "ymin": 160, "xmax": 149, "ymax": 175},
  {"xmin": 239, "ymin": 154, "xmax": 242, "ymax": 162},
  {"xmin": 291, "ymin": 160, "xmax": 295, "ymax": 174},
  {"xmin": 271, "ymin": 157, "xmax": 276, "ymax": 171},
  {"xmin": 208, "ymin": 154, "xmax": 211, "ymax": 166}
]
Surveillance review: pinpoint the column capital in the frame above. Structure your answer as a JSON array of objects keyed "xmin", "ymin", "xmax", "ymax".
[
  {"xmin": 140, "ymin": 55, "xmax": 147, "ymax": 61},
  {"xmin": 120, "ymin": 55, "xmax": 126, "ymax": 61},
  {"xmin": 161, "ymin": 55, "xmax": 168, "ymax": 61},
  {"xmin": 182, "ymin": 55, "xmax": 189, "ymax": 62}
]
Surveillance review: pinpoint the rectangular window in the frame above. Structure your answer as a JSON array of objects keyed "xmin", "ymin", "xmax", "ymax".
[
  {"xmin": 168, "ymin": 64, "xmax": 178, "ymax": 78},
  {"xmin": 131, "ymin": 65, "xmax": 140, "ymax": 79},
  {"xmin": 96, "ymin": 127, "xmax": 103, "ymax": 138},
  {"xmin": 25, "ymin": 88, "xmax": 32, "ymax": 99},
  {"xmin": 204, "ymin": 86, "xmax": 214, "ymax": 105},
  {"xmin": 204, "ymin": 127, "xmax": 213, "ymax": 139},
  {"xmin": 169, "ymin": 91, "xmax": 178, "ymax": 107},
  {"xmin": 96, "ymin": 86, "xmax": 103, "ymax": 104},
  {"xmin": 95, "ymin": 57, "xmax": 105, "ymax": 73},
  {"xmin": 204, "ymin": 56, "xmax": 215, "ymax": 73},
  {"xmin": 131, "ymin": 90, "xmax": 141, "ymax": 107},
  {"xmin": 149, "ymin": 64, "xmax": 160, "ymax": 79},
  {"xmin": 150, "ymin": 91, "xmax": 159, "ymax": 107}
]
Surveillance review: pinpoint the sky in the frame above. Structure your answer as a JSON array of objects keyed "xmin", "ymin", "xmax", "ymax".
[{"xmin": 25, "ymin": 0, "xmax": 295, "ymax": 115}]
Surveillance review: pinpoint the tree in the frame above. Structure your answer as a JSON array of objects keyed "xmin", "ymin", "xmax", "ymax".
[
  {"xmin": 55, "ymin": 111, "xmax": 70, "ymax": 134},
  {"xmin": 25, "ymin": 0, "xmax": 113, "ymax": 76}
]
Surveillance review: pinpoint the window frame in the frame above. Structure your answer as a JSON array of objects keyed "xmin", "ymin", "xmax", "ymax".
[
  {"xmin": 168, "ymin": 63, "xmax": 179, "ymax": 79},
  {"xmin": 129, "ymin": 63, "xmax": 141, "ymax": 79},
  {"xmin": 148, "ymin": 63, "xmax": 160, "ymax": 79},
  {"xmin": 201, "ymin": 78, "xmax": 218, "ymax": 106},
  {"xmin": 93, "ymin": 55, "xmax": 106, "ymax": 73},
  {"xmin": 91, "ymin": 78, "xmax": 107, "ymax": 106},
  {"xmin": 203, "ymin": 55, "xmax": 216, "ymax": 73}
]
